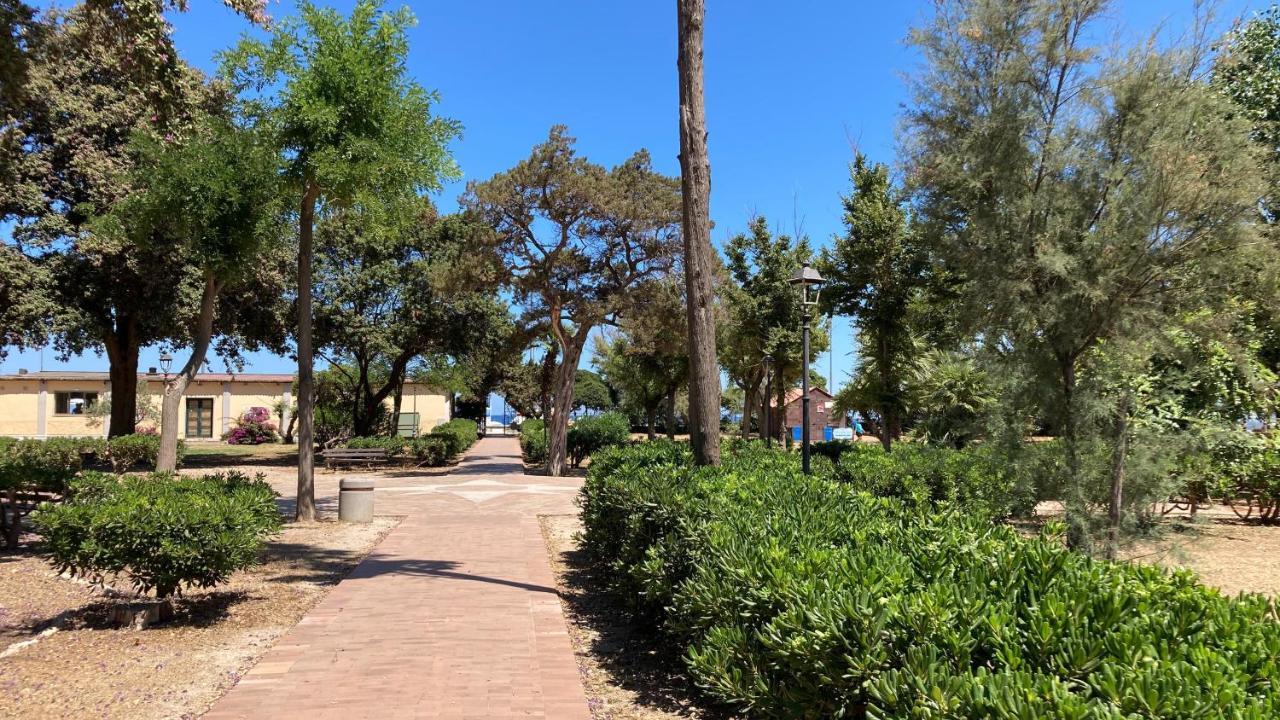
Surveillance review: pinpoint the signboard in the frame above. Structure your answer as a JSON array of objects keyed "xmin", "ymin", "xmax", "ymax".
[{"xmin": 832, "ymin": 427, "xmax": 854, "ymax": 441}]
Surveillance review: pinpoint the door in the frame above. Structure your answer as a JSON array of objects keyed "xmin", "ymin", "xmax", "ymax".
[{"xmin": 186, "ymin": 398, "xmax": 214, "ymax": 439}]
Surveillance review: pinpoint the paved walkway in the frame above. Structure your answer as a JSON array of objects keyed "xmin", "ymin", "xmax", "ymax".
[{"xmin": 204, "ymin": 437, "xmax": 591, "ymax": 720}]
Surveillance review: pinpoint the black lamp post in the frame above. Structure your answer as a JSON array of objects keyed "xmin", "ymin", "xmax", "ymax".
[
  {"xmin": 761, "ymin": 354, "xmax": 773, "ymax": 447},
  {"xmin": 788, "ymin": 264, "xmax": 824, "ymax": 474},
  {"xmin": 159, "ymin": 352, "xmax": 173, "ymax": 382}
]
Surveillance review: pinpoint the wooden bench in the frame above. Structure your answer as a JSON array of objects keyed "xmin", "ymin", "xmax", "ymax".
[{"xmin": 320, "ymin": 447, "xmax": 389, "ymax": 471}]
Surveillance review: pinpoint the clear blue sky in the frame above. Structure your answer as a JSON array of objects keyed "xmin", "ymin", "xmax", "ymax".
[{"xmin": 2, "ymin": 0, "xmax": 1261, "ymax": 405}]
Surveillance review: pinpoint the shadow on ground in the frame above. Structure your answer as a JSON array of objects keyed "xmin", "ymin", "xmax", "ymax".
[{"xmin": 553, "ymin": 534, "xmax": 731, "ymax": 719}]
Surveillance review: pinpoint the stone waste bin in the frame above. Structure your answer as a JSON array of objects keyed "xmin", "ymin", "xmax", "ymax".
[{"xmin": 338, "ymin": 477, "xmax": 375, "ymax": 523}]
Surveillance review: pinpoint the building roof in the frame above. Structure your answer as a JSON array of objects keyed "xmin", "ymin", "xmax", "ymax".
[
  {"xmin": 0, "ymin": 370, "xmax": 295, "ymax": 383},
  {"xmin": 781, "ymin": 386, "xmax": 835, "ymax": 405}
]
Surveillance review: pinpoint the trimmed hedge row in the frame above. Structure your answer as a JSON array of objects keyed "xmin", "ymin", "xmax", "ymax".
[
  {"xmin": 35, "ymin": 471, "xmax": 280, "ymax": 598},
  {"xmin": 581, "ymin": 441, "xmax": 1280, "ymax": 719},
  {"xmin": 345, "ymin": 419, "xmax": 478, "ymax": 468},
  {"xmin": 567, "ymin": 412, "xmax": 631, "ymax": 467},
  {"xmin": 519, "ymin": 419, "xmax": 547, "ymax": 463}
]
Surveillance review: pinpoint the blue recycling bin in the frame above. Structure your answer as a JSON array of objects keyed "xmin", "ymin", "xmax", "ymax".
[
  {"xmin": 823, "ymin": 426, "xmax": 834, "ymax": 442},
  {"xmin": 791, "ymin": 426, "xmax": 802, "ymax": 442}
]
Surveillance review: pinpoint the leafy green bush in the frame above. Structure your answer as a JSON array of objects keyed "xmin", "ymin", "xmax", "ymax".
[
  {"xmin": 811, "ymin": 438, "xmax": 858, "ymax": 461},
  {"xmin": 34, "ymin": 471, "xmax": 282, "ymax": 599},
  {"xmin": 520, "ymin": 418, "xmax": 547, "ymax": 463},
  {"xmin": 582, "ymin": 441, "xmax": 1280, "ymax": 719},
  {"xmin": 0, "ymin": 438, "xmax": 84, "ymax": 493},
  {"xmin": 346, "ymin": 435, "xmax": 408, "ymax": 457},
  {"xmin": 410, "ymin": 435, "xmax": 451, "ymax": 466},
  {"xmin": 106, "ymin": 433, "xmax": 183, "ymax": 473},
  {"xmin": 567, "ymin": 412, "xmax": 631, "ymax": 467},
  {"xmin": 430, "ymin": 419, "xmax": 478, "ymax": 457}
]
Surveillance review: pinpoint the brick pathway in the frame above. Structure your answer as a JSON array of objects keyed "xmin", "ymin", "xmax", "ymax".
[{"xmin": 204, "ymin": 437, "xmax": 590, "ymax": 720}]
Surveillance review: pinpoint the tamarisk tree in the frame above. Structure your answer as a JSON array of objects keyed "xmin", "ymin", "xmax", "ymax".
[{"xmin": 464, "ymin": 126, "xmax": 681, "ymax": 476}]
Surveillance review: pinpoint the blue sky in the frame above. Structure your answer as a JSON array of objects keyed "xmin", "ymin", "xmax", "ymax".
[{"xmin": 2, "ymin": 0, "xmax": 1262, "ymax": 407}]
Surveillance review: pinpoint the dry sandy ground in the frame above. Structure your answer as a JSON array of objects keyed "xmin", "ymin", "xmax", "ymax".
[
  {"xmin": 540, "ymin": 514, "xmax": 729, "ymax": 720},
  {"xmin": 0, "ymin": 516, "xmax": 397, "ymax": 720},
  {"xmin": 1119, "ymin": 514, "xmax": 1280, "ymax": 597}
]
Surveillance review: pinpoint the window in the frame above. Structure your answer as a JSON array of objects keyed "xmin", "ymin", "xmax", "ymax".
[
  {"xmin": 54, "ymin": 391, "xmax": 98, "ymax": 415},
  {"xmin": 186, "ymin": 398, "xmax": 214, "ymax": 438}
]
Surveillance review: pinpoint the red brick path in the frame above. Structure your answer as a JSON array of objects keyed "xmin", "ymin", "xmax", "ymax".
[{"xmin": 203, "ymin": 437, "xmax": 590, "ymax": 719}]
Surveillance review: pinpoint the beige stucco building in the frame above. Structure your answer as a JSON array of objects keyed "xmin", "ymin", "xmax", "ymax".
[{"xmin": 0, "ymin": 371, "xmax": 451, "ymax": 441}]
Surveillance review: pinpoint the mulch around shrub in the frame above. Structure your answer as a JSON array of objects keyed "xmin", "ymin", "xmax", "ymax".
[{"xmin": 0, "ymin": 517, "xmax": 398, "ymax": 720}]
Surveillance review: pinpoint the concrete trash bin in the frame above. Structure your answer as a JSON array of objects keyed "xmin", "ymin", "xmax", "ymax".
[{"xmin": 338, "ymin": 477, "xmax": 375, "ymax": 523}]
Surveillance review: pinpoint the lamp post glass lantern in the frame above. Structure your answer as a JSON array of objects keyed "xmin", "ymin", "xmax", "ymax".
[
  {"xmin": 159, "ymin": 352, "xmax": 173, "ymax": 380},
  {"xmin": 788, "ymin": 264, "xmax": 823, "ymax": 474}
]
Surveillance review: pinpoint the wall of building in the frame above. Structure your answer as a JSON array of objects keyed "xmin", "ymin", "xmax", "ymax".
[{"xmin": 397, "ymin": 383, "xmax": 451, "ymax": 435}]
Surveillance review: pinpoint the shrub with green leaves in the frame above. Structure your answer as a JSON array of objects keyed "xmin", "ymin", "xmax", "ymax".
[
  {"xmin": 566, "ymin": 411, "xmax": 630, "ymax": 467},
  {"xmin": 107, "ymin": 433, "xmax": 183, "ymax": 473},
  {"xmin": 430, "ymin": 419, "xmax": 478, "ymax": 457},
  {"xmin": 34, "ymin": 471, "xmax": 282, "ymax": 599},
  {"xmin": 582, "ymin": 441, "xmax": 1280, "ymax": 719},
  {"xmin": 345, "ymin": 435, "xmax": 408, "ymax": 457},
  {"xmin": 410, "ymin": 435, "xmax": 451, "ymax": 466},
  {"xmin": 520, "ymin": 418, "xmax": 547, "ymax": 463}
]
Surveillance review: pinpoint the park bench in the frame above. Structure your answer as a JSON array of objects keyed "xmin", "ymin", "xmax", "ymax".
[{"xmin": 320, "ymin": 447, "xmax": 388, "ymax": 471}]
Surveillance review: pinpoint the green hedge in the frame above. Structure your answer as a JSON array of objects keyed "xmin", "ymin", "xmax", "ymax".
[
  {"xmin": 581, "ymin": 441, "xmax": 1280, "ymax": 719},
  {"xmin": 430, "ymin": 419, "xmax": 478, "ymax": 457},
  {"xmin": 346, "ymin": 436, "xmax": 408, "ymax": 457},
  {"xmin": 567, "ymin": 412, "xmax": 631, "ymax": 467},
  {"xmin": 520, "ymin": 418, "xmax": 547, "ymax": 463},
  {"xmin": 410, "ymin": 435, "xmax": 451, "ymax": 466},
  {"xmin": 106, "ymin": 433, "xmax": 185, "ymax": 473},
  {"xmin": 34, "ymin": 471, "xmax": 281, "ymax": 599}
]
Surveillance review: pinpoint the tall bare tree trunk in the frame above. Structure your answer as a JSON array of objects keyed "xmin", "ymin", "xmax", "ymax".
[
  {"xmin": 546, "ymin": 331, "xmax": 588, "ymax": 477},
  {"xmin": 296, "ymin": 185, "xmax": 319, "ymax": 522},
  {"xmin": 1106, "ymin": 393, "xmax": 1131, "ymax": 559},
  {"xmin": 877, "ymin": 334, "xmax": 894, "ymax": 452},
  {"xmin": 104, "ymin": 317, "xmax": 141, "ymax": 437},
  {"xmin": 157, "ymin": 273, "xmax": 220, "ymax": 472},
  {"xmin": 646, "ymin": 404, "xmax": 658, "ymax": 440},
  {"xmin": 678, "ymin": 0, "xmax": 720, "ymax": 466},
  {"xmin": 666, "ymin": 387, "xmax": 678, "ymax": 440}
]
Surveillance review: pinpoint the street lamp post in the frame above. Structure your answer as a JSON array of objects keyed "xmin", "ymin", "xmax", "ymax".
[
  {"xmin": 761, "ymin": 354, "xmax": 773, "ymax": 447},
  {"xmin": 159, "ymin": 352, "xmax": 173, "ymax": 382},
  {"xmin": 788, "ymin": 264, "xmax": 824, "ymax": 474}
]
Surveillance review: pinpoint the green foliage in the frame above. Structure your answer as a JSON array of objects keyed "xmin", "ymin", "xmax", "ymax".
[
  {"xmin": 566, "ymin": 412, "xmax": 631, "ymax": 468},
  {"xmin": 409, "ymin": 435, "xmax": 451, "ymax": 467},
  {"xmin": 34, "ymin": 471, "xmax": 281, "ymax": 598},
  {"xmin": 429, "ymin": 418, "xmax": 479, "ymax": 458},
  {"xmin": 345, "ymin": 436, "xmax": 407, "ymax": 457},
  {"xmin": 0, "ymin": 438, "xmax": 83, "ymax": 493},
  {"xmin": 107, "ymin": 433, "xmax": 183, "ymax": 473},
  {"xmin": 573, "ymin": 369, "xmax": 614, "ymax": 413},
  {"xmin": 520, "ymin": 418, "xmax": 547, "ymax": 464},
  {"xmin": 582, "ymin": 442, "xmax": 1280, "ymax": 718}
]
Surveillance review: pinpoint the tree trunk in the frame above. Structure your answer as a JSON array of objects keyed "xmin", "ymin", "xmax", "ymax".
[
  {"xmin": 1059, "ymin": 354, "xmax": 1088, "ymax": 549},
  {"xmin": 157, "ymin": 273, "xmax": 221, "ymax": 472},
  {"xmin": 546, "ymin": 331, "xmax": 588, "ymax": 477},
  {"xmin": 678, "ymin": 0, "xmax": 720, "ymax": 466},
  {"xmin": 877, "ymin": 333, "xmax": 894, "ymax": 452},
  {"xmin": 775, "ymin": 369, "xmax": 788, "ymax": 444},
  {"xmin": 104, "ymin": 317, "xmax": 141, "ymax": 437},
  {"xmin": 741, "ymin": 376, "xmax": 761, "ymax": 439},
  {"xmin": 645, "ymin": 404, "xmax": 657, "ymax": 440},
  {"xmin": 296, "ymin": 185, "xmax": 319, "ymax": 522},
  {"xmin": 1106, "ymin": 393, "xmax": 1130, "ymax": 560},
  {"xmin": 392, "ymin": 378, "xmax": 405, "ymax": 435},
  {"xmin": 666, "ymin": 387, "xmax": 678, "ymax": 440}
]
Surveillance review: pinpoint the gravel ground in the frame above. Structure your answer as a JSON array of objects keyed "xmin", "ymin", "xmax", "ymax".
[
  {"xmin": 540, "ymin": 514, "xmax": 728, "ymax": 720},
  {"xmin": 0, "ymin": 515, "xmax": 398, "ymax": 720}
]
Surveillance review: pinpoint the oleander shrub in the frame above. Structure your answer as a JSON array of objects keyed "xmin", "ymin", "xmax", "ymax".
[
  {"xmin": 582, "ymin": 442, "xmax": 1280, "ymax": 719},
  {"xmin": 410, "ymin": 435, "xmax": 451, "ymax": 466},
  {"xmin": 430, "ymin": 419, "xmax": 478, "ymax": 457},
  {"xmin": 346, "ymin": 435, "xmax": 408, "ymax": 457},
  {"xmin": 223, "ymin": 406, "xmax": 280, "ymax": 445},
  {"xmin": 520, "ymin": 419, "xmax": 547, "ymax": 463},
  {"xmin": 566, "ymin": 411, "xmax": 631, "ymax": 467},
  {"xmin": 34, "ymin": 471, "xmax": 282, "ymax": 599},
  {"xmin": 107, "ymin": 433, "xmax": 183, "ymax": 473}
]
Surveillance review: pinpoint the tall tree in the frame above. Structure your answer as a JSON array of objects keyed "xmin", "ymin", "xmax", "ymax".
[
  {"xmin": 819, "ymin": 154, "xmax": 927, "ymax": 450},
  {"xmin": 99, "ymin": 115, "xmax": 285, "ymax": 471},
  {"xmin": 594, "ymin": 280, "xmax": 689, "ymax": 437},
  {"xmin": 2, "ymin": 4, "xmax": 214, "ymax": 436},
  {"xmin": 722, "ymin": 217, "xmax": 829, "ymax": 442},
  {"xmin": 463, "ymin": 127, "xmax": 681, "ymax": 476},
  {"xmin": 222, "ymin": 0, "xmax": 461, "ymax": 520},
  {"xmin": 677, "ymin": 0, "xmax": 721, "ymax": 465},
  {"xmin": 906, "ymin": 0, "xmax": 1264, "ymax": 542}
]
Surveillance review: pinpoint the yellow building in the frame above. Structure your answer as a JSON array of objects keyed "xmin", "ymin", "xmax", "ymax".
[{"xmin": 0, "ymin": 370, "xmax": 451, "ymax": 441}]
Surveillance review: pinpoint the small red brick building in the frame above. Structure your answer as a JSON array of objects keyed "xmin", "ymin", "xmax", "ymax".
[{"xmin": 777, "ymin": 387, "xmax": 842, "ymax": 440}]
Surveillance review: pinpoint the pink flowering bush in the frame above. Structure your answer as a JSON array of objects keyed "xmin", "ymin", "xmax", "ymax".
[{"xmin": 223, "ymin": 407, "xmax": 279, "ymax": 445}]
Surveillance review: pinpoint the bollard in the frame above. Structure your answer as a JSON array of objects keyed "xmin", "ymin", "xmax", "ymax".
[{"xmin": 338, "ymin": 477, "xmax": 375, "ymax": 523}]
